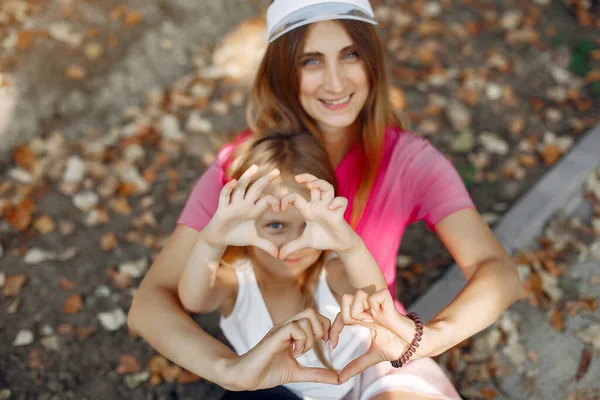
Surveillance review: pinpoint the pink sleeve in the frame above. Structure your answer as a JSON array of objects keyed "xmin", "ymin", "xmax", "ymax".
[
  {"xmin": 176, "ymin": 144, "xmax": 236, "ymax": 232},
  {"xmin": 406, "ymin": 139, "xmax": 475, "ymax": 230}
]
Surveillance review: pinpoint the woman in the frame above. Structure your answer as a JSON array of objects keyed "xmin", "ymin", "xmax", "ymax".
[{"xmin": 128, "ymin": 0, "xmax": 523, "ymax": 397}]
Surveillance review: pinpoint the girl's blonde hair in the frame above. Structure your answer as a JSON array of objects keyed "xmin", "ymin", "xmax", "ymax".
[
  {"xmin": 224, "ymin": 130, "xmax": 337, "ymax": 370},
  {"xmin": 246, "ymin": 19, "xmax": 403, "ymax": 227}
]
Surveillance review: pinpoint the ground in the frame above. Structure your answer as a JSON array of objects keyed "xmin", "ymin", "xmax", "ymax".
[{"xmin": 0, "ymin": 1, "xmax": 599, "ymax": 399}]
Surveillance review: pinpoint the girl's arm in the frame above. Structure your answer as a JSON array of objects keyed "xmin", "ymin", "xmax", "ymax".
[{"xmin": 425, "ymin": 208, "xmax": 523, "ymax": 356}]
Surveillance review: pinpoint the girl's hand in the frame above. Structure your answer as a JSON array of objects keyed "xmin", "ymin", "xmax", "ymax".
[
  {"xmin": 203, "ymin": 165, "xmax": 281, "ymax": 257},
  {"xmin": 225, "ymin": 308, "xmax": 339, "ymax": 391},
  {"xmin": 278, "ymin": 174, "xmax": 358, "ymax": 259},
  {"xmin": 328, "ymin": 289, "xmax": 440, "ymax": 383}
]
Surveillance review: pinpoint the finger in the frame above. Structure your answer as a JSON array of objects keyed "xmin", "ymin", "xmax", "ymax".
[
  {"xmin": 307, "ymin": 179, "xmax": 335, "ymax": 203},
  {"xmin": 218, "ymin": 179, "xmax": 237, "ymax": 209},
  {"xmin": 253, "ymin": 194, "xmax": 280, "ymax": 215},
  {"xmin": 340, "ymin": 294, "xmax": 357, "ymax": 325},
  {"xmin": 282, "ymin": 309, "xmax": 326, "ymax": 341},
  {"xmin": 328, "ymin": 312, "xmax": 344, "ymax": 350},
  {"xmin": 232, "ymin": 164, "xmax": 258, "ymax": 202},
  {"xmin": 266, "ymin": 321, "xmax": 306, "ymax": 354},
  {"xmin": 280, "ymin": 192, "xmax": 309, "ymax": 213},
  {"xmin": 350, "ymin": 290, "xmax": 373, "ymax": 322},
  {"xmin": 317, "ymin": 314, "xmax": 331, "ymax": 341},
  {"xmin": 328, "ymin": 197, "xmax": 348, "ymax": 212},
  {"xmin": 295, "ymin": 174, "xmax": 321, "ymax": 202},
  {"xmin": 252, "ymin": 237, "xmax": 279, "ymax": 258},
  {"xmin": 292, "ymin": 366, "xmax": 339, "ymax": 385},
  {"xmin": 367, "ymin": 289, "xmax": 396, "ymax": 317},
  {"xmin": 245, "ymin": 168, "xmax": 280, "ymax": 202},
  {"xmin": 295, "ymin": 319, "xmax": 314, "ymax": 356},
  {"xmin": 368, "ymin": 290, "xmax": 413, "ymax": 335},
  {"xmin": 338, "ymin": 352, "xmax": 382, "ymax": 384},
  {"xmin": 279, "ymin": 238, "xmax": 308, "ymax": 260}
]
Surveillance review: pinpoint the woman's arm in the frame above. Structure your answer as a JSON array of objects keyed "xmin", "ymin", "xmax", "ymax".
[
  {"xmin": 128, "ymin": 225, "xmax": 240, "ymax": 388},
  {"xmin": 426, "ymin": 208, "xmax": 524, "ymax": 356}
]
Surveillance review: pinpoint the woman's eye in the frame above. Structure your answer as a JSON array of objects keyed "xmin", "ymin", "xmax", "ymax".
[
  {"xmin": 301, "ymin": 222, "xmax": 307, "ymax": 230},
  {"xmin": 268, "ymin": 222, "xmax": 283, "ymax": 229},
  {"xmin": 301, "ymin": 58, "xmax": 319, "ymax": 66},
  {"xmin": 344, "ymin": 51, "xmax": 359, "ymax": 60}
]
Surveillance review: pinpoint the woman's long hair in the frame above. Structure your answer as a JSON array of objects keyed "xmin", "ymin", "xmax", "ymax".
[
  {"xmin": 246, "ymin": 20, "xmax": 403, "ymax": 227},
  {"xmin": 224, "ymin": 131, "xmax": 338, "ymax": 371}
]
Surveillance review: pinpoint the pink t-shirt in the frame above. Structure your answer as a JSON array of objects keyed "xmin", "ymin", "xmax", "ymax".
[{"xmin": 177, "ymin": 128, "xmax": 475, "ymax": 310}]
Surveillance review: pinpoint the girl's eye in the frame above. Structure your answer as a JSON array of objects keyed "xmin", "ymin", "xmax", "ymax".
[
  {"xmin": 344, "ymin": 51, "xmax": 359, "ymax": 60},
  {"xmin": 268, "ymin": 222, "xmax": 283, "ymax": 229},
  {"xmin": 301, "ymin": 222, "xmax": 307, "ymax": 230}
]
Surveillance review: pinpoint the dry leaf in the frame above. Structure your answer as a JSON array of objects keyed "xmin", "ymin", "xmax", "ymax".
[
  {"xmin": 63, "ymin": 293, "xmax": 84, "ymax": 314},
  {"xmin": 161, "ymin": 364, "xmax": 182, "ymax": 383},
  {"xmin": 76, "ymin": 326, "xmax": 97, "ymax": 340},
  {"xmin": 6, "ymin": 198, "xmax": 35, "ymax": 232},
  {"xmin": 518, "ymin": 154, "xmax": 537, "ymax": 168},
  {"xmin": 481, "ymin": 387, "xmax": 497, "ymax": 399},
  {"xmin": 148, "ymin": 355, "xmax": 169, "ymax": 374},
  {"xmin": 110, "ymin": 6, "xmax": 127, "ymax": 20},
  {"xmin": 551, "ymin": 309, "xmax": 565, "ymax": 331},
  {"xmin": 508, "ymin": 118, "xmax": 525, "ymax": 135},
  {"xmin": 101, "ymin": 233, "xmax": 119, "ymax": 252},
  {"xmin": 107, "ymin": 267, "xmax": 133, "ymax": 289},
  {"xmin": 17, "ymin": 30, "xmax": 35, "ymax": 50},
  {"xmin": 34, "ymin": 215, "xmax": 56, "ymax": 234},
  {"xmin": 109, "ymin": 197, "xmax": 132, "ymax": 215},
  {"xmin": 107, "ymin": 35, "xmax": 118, "ymax": 48},
  {"xmin": 65, "ymin": 65, "xmax": 87, "ymax": 80},
  {"xmin": 177, "ymin": 370, "xmax": 203, "ymax": 384},
  {"xmin": 27, "ymin": 348, "xmax": 45, "ymax": 370},
  {"xmin": 58, "ymin": 324, "xmax": 75, "ymax": 336},
  {"xmin": 13, "ymin": 145, "xmax": 38, "ymax": 172},
  {"xmin": 59, "ymin": 276, "xmax": 78, "ymax": 290},
  {"xmin": 150, "ymin": 373, "xmax": 162, "ymax": 386},
  {"xmin": 575, "ymin": 347, "xmax": 592, "ymax": 381},
  {"xmin": 541, "ymin": 144, "xmax": 561, "ymax": 166},
  {"xmin": 3, "ymin": 274, "xmax": 27, "ymax": 297},
  {"xmin": 116, "ymin": 353, "xmax": 142, "ymax": 375},
  {"xmin": 389, "ymin": 87, "xmax": 406, "ymax": 110},
  {"xmin": 125, "ymin": 10, "xmax": 143, "ymax": 27}
]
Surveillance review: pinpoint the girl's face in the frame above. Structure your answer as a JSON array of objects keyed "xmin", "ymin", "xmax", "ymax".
[
  {"xmin": 250, "ymin": 182, "xmax": 322, "ymax": 279},
  {"xmin": 298, "ymin": 21, "xmax": 369, "ymax": 135}
]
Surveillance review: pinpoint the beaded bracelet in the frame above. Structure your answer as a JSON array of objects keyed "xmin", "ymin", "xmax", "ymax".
[{"xmin": 390, "ymin": 312, "xmax": 423, "ymax": 368}]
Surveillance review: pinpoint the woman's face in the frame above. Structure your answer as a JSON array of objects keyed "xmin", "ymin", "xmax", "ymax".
[{"xmin": 298, "ymin": 21, "xmax": 369, "ymax": 135}]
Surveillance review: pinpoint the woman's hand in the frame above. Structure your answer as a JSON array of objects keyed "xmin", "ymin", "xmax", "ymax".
[
  {"xmin": 202, "ymin": 165, "xmax": 281, "ymax": 257},
  {"xmin": 224, "ymin": 309, "xmax": 339, "ymax": 391},
  {"xmin": 328, "ymin": 289, "xmax": 441, "ymax": 383},
  {"xmin": 278, "ymin": 174, "xmax": 358, "ymax": 259}
]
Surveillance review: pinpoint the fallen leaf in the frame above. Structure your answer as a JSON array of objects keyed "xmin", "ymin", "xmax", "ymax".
[
  {"xmin": 101, "ymin": 233, "xmax": 119, "ymax": 252},
  {"xmin": 27, "ymin": 348, "xmax": 45, "ymax": 369},
  {"xmin": 161, "ymin": 364, "xmax": 182, "ymax": 383},
  {"xmin": 389, "ymin": 86, "xmax": 406, "ymax": 110},
  {"xmin": 481, "ymin": 387, "xmax": 497, "ymax": 399},
  {"xmin": 117, "ymin": 354, "xmax": 142, "ymax": 375},
  {"xmin": 107, "ymin": 267, "xmax": 133, "ymax": 289},
  {"xmin": 518, "ymin": 154, "xmax": 537, "ymax": 168},
  {"xmin": 177, "ymin": 370, "xmax": 203, "ymax": 384},
  {"xmin": 109, "ymin": 197, "xmax": 132, "ymax": 215},
  {"xmin": 63, "ymin": 293, "xmax": 83, "ymax": 314},
  {"xmin": 125, "ymin": 10, "xmax": 143, "ymax": 27},
  {"xmin": 65, "ymin": 65, "xmax": 87, "ymax": 80},
  {"xmin": 34, "ymin": 215, "xmax": 56, "ymax": 234},
  {"xmin": 107, "ymin": 35, "xmax": 118, "ymax": 48},
  {"xmin": 551, "ymin": 309, "xmax": 565, "ymax": 331},
  {"xmin": 57, "ymin": 324, "xmax": 75, "ymax": 337},
  {"xmin": 148, "ymin": 355, "xmax": 169, "ymax": 374},
  {"xmin": 59, "ymin": 276, "xmax": 78, "ymax": 290},
  {"xmin": 150, "ymin": 373, "xmax": 162, "ymax": 386},
  {"xmin": 8, "ymin": 299, "xmax": 21, "ymax": 313},
  {"xmin": 76, "ymin": 326, "xmax": 97, "ymax": 340},
  {"xmin": 575, "ymin": 347, "xmax": 592, "ymax": 381},
  {"xmin": 6, "ymin": 198, "xmax": 36, "ymax": 232},
  {"xmin": 541, "ymin": 144, "xmax": 561, "ymax": 166},
  {"xmin": 13, "ymin": 145, "xmax": 38, "ymax": 172},
  {"xmin": 2, "ymin": 274, "xmax": 27, "ymax": 297}
]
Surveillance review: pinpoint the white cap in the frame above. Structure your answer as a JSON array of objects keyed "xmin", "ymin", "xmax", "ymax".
[{"xmin": 266, "ymin": 0, "xmax": 378, "ymax": 43}]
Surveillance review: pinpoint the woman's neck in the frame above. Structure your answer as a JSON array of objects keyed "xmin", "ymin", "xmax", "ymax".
[{"xmin": 320, "ymin": 123, "xmax": 361, "ymax": 168}]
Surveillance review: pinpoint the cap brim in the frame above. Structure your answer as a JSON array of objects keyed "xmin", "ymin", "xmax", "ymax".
[{"xmin": 268, "ymin": 3, "xmax": 377, "ymax": 43}]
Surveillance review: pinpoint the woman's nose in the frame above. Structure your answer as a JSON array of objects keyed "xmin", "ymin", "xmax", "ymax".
[{"xmin": 323, "ymin": 63, "xmax": 345, "ymax": 93}]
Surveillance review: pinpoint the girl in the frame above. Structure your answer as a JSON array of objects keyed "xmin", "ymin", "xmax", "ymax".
[
  {"xmin": 177, "ymin": 132, "xmax": 462, "ymax": 399},
  {"xmin": 129, "ymin": 0, "xmax": 523, "ymax": 397}
]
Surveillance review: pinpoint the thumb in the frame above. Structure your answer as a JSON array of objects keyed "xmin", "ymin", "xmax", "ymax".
[
  {"xmin": 338, "ymin": 352, "xmax": 382, "ymax": 384},
  {"xmin": 252, "ymin": 237, "xmax": 279, "ymax": 258},
  {"xmin": 292, "ymin": 366, "xmax": 339, "ymax": 385},
  {"xmin": 279, "ymin": 238, "xmax": 308, "ymax": 260}
]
